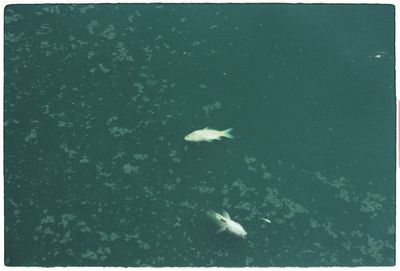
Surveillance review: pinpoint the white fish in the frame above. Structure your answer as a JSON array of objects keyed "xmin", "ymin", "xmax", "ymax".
[
  {"xmin": 206, "ymin": 210, "xmax": 247, "ymax": 238},
  {"xmin": 261, "ymin": 218, "xmax": 271, "ymax": 223},
  {"xmin": 184, "ymin": 127, "xmax": 234, "ymax": 142}
]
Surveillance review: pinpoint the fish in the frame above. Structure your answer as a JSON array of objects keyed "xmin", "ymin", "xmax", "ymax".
[
  {"xmin": 206, "ymin": 210, "xmax": 247, "ymax": 238},
  {"xmin": 184, "ymin": 127, "xmax": 234, "ymax": 142},
  {"xmin": 261, "ymin": 218, "xmax": 272, "ymax": 223}
]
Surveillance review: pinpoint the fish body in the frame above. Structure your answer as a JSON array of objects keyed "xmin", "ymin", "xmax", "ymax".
[
  {"xmin": 184, "ymin": 127, "xmax": 234, "ymax": 142},
  {"xmin": 207, "ymin": 210, "xmax": 247, "ymax": 238},
  {"xmin": 261, "ymin": 218, "xmax": 272, "ymax": 223}
]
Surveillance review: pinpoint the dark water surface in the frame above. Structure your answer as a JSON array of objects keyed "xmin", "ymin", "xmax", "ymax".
[{"xmin": 4, "ymin": 4, "xmax": 395, "ymax": 266}]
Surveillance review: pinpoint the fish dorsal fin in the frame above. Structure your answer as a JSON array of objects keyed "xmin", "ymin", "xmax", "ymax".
[
  {"xmin": 222, "ymin": 210, "xmax": 230, "ymax": 219},
  {"xmin": 203, "ymin": 127, "xmax": 209, "ymax": 130}
]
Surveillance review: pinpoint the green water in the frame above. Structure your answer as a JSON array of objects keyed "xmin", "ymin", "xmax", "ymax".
[{"xmin": 4, "ymin": 4, "xmax": 395, "ymax": 267}]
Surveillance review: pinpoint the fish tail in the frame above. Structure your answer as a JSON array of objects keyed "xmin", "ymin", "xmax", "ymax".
[
  {"xmin": 206, "ymin": 210, "xmax": 218, "ymax": 218},
  {"xmin": 222, "ymin": 128, "xmax": 234, "ymax": 139},
  {"xmin": 206, "ymin": 210, "xmax": 218, "ymax": 222},
  {"xmin": 206, "ymin": 210, "xmax": 226, "ymax": 227}
]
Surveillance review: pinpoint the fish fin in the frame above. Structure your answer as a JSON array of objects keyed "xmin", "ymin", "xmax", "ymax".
[
  {"xmin": 222, "ymin": 210, "xmax": 230, "ymax": 219},
  {"xmin": 222, "ymin": 128, "xmax": 234, "ymax": 139},
  {"xmin": 215, "ymin": 227, "xmax": 226, "ymax": 234},
  {"xmin": 203, "ymin": 127, "xmax": 209, "ymax": 130}
]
